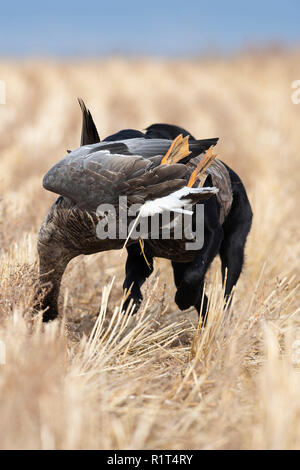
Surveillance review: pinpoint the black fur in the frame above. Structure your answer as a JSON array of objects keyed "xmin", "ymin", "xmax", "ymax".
[
  {"xmin": 103, "ymin": 129, "xmax": 147, "ymax": 141},
  {"xmin": 146, "ymin": 123, "xmax": 195, "ymax": 140},
  {"xmin": 115, "ymin": 124, "xmax": 253, "ymax": 320}
]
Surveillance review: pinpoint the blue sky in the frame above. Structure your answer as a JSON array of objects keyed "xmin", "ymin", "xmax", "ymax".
[{"xmin": 1, "ymin": 0, "xmax": 299, "ymax": 57}]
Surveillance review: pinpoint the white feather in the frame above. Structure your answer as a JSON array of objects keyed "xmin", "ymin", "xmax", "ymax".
[
  {"xmin": 121, "ymin": 186, "xmax": 218, "ymax": 252},
  {"xmin": 139, "ymin": 186, "xmax": 219, "ymax": 218}
]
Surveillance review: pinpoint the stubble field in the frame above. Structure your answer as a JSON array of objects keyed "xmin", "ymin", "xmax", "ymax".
[{"xmin": 0, "ymin": 52, "xmax": 299, "ymax": 449}]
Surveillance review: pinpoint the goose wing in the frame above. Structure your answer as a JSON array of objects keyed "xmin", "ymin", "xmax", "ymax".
[
  {"xmin": 71, "ymin": 136, "xmax": 217, "ymax": 162},
  {"xmin": 76, "ymin": 99, "xmax": 218, "ymax": 157},
  {"xmin": 43, "ymin": 149, "xmax": 191, "ymax": 212}
]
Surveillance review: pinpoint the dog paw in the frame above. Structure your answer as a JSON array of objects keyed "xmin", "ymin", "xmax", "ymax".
[
  {"xmin": 175, "ymin": 283, "xmax": 199, "ymax": 310},
  {"xmin": 123, "ymin": 296, "xmax": 142, "ymax": 315}
]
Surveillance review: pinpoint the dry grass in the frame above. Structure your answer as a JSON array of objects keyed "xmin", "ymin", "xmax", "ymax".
[{"xmin": 0, "ymin": 53, "xmax": 299, "ymax": 450}]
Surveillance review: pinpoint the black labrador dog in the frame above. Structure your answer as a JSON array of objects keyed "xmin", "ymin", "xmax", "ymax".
[
  {"xmin": 38, "ymin": 101, "xmax": 252, "ymax": 322},
  {"xmin": 101, "ymin": 120, "xmax": 252, "ymax": 318}
]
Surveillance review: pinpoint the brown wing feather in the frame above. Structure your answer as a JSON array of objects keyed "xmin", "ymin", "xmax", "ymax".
[{"xmin": 43, "ymin": 151, "xmax": 189, "ymax": 212}]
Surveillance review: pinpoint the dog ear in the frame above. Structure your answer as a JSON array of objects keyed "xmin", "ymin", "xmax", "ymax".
[{"xmin": 145, "ymin": 123, "xmax": 196, "ymax": 140}]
